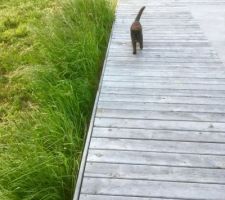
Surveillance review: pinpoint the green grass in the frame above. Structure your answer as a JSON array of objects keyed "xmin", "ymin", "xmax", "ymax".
[{"xmin": 0, "ymin": 0, "xmax": 115, "ymax": 199}]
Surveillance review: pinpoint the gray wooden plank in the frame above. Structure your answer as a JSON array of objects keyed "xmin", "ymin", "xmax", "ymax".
[
  {"xmin": 108, "ymin": 51, "xmax": 216, "ymax": 56},
  {"xmin": 108, "ymin": 55, "xmax": 221, "ymax": 61},
  {"xmin": 106, "ymin": 62, "xmax": 222, "ymax": 67},
  {"xmin": 107, "ymin": 57, "xmax": 221, "ymax": 64},
  {"xmin": 102, "ymin": 81, "xmax": 225, "ymax": 90},
  {"xmin": 111, "ymin": 37, "xmax": 206, "ymax": 40},
  {"xmin": 114, "ymin": 20, "xmax": 197, "ymax": 24},
  {"xmin": 114, "ymin": 25, "xmax": 201, "ymax": 29},
  {"xmin": 81, "ymin": 177, "xmax": 225, "ymax": 200},
  {"xmin": 111, "ymin": 37, "xmax": 206, "ymax": 41},
  {"xmin": 114, "ymin": 19, "xmax": 198, "ymax": 23},
  {"xmin": 96, "ymin": 108, "xmax": 225, "ymax": 123},
  {"xmin": 98, "ymin": 101, "xmax": 225, "ymax": 113},
  {"xmin": 114, "ymin": 17, "xmax": 197, "ymax": 21},
  {"xmin": 85, "ymin": 162, "xmax": 225, "ymax": 184},
  {"xmin": 115, "ymin": 17, "xmax": 194, "ymax": 20},
  {"xmin": 115, "ymin": 11, "xmax": 194, "ymax": 14},
  {"xmin": 99, "ymin": 93, "xmax": 225, "ymax": 105},
  {"xmin": 110, "ymin": 42, "xmax": 211, "ymax": 48},
  {"xmin": 108, "ymin": 47, "xmax": 216, "ymax": 53},
  {"xmin": 94, "ymin": 118, "xmax": 225, "ymax": 132},
  {"xmin": 114, "ymin": 20, "xmax": 199, "ymax": 25},
  {"xmin": 109, "ymin": 52, "xmax": 222, "ymax": 57},
  {"xmin": 106, "ymin": 57, "xmax": 220, "ymax": 63},
  {"xmin": 112, "ymin": 33, "xmax": 205, "ymax": 37},
  {"xmin": 111, "ymin": 31, "xmax": 204, "ymax": 35},
  {"xmin": 90, "ymin": 137, "xmax": 225, "ymax": 155},
  {"xmin": 101, "ymin": 87, "xmax": 225, "ymax": 98},
  {"xmin": 109, "ymin": 43, "xmax": 213, "ymax": 48},
  {"xmin": 80, "ymin": 194, "xmax": 179, "ymax": 200},
  {"xmin": 108, "ymin": 48, "xmax": 216, "ymax": 54},
  {"xmin": 87, "ymin": 149, "xmax": 225, "ymax": 169},
  {"xmin": 112, "ymin": 32, "xmax": 204, "ymax": 35},
  {"xmin": 103, "ymin": 75, "xmax": 225, "ymax": 84},
  {"xmin": 111, "ymin": 40, "xmax": 208, "ymax": 43},
  {"xmin": 106, "ymin": 63, "xmax": 223, "ymax": 69},
  {"xmin": 113, "ymin": 29, "xmax": 202, "ymax": 32},
  {"xmin": 92, "ymin": 127, "xmax": 225, "ymax": 143},
  {"xmin": 108, "ymin": 52, "xmax": 218, "ymax": 58}
]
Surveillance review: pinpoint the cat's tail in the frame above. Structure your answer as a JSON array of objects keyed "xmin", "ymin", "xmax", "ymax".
[{"xmin": 135, "ymin": 6, "xmax": 146, "ymax": 22}]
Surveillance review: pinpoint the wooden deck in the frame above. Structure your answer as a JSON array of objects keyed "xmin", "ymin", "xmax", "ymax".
[{"xmin": 74, "ymin": 0, "xmax": 225, "ymax": 199}]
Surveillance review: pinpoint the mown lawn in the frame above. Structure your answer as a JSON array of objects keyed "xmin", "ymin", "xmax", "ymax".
[{"xmin": 0, "ymin": 0, "xmax": 115, "ymax": 199}]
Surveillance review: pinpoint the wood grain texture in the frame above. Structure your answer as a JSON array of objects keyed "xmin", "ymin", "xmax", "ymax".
[
  {"xmin": 96, "ymin": 108, "xmax": 225, "ymax": 122},
  {"xmin": 98, "ymin": 101, "xmax": 225, "ymax": 113},
  {"xmin": 94, "ymin": 117, "xmax": 225, "ymax": 132},
  {"xmin": 101, "ymin": 86, "xmax": 225, "ymax": 97},
  {"xmin": 81, "ymin": 177, "xmax": 225, "ymax": 200},
  {"xmin": 99, "ymin": 93, "xmax": 225, "ymax": 105},
  {"xmin": 92, "ymin": 127, "xmax": 225, "ymax": 143},
  {"xmin": 89, "ymin": 137, "xmax": 225, "ymax": 155},
  {"xmin": 80, "ymin": 194, "xmax": 181, "ymax": 200},
  {"xmin": 85, "ymin": 162, "xmax": 225, "ymax": 184},
  {"xmin": 87, "ymin": 149, "xmax": 225, "ymax": 169}
]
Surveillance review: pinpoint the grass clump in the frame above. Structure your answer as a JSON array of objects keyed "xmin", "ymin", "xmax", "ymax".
[{"xmin": 0, "ymin": 0, "xmax": 115, "ymax": 199}]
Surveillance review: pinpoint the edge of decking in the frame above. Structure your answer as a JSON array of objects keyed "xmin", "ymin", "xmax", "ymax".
[{"xmin": 73, "ymin": 2, "xmax": 118, "ymax": 200}]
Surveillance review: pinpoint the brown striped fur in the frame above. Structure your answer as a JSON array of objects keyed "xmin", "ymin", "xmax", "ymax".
[{"xmin": 130, "ymin": 6, "xmax": 145, "ymax": 54}]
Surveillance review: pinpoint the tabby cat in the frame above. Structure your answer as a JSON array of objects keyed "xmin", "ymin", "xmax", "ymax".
[{"xmin": 130, "ymin": 6, "xmax": 146, "ymax": 54}]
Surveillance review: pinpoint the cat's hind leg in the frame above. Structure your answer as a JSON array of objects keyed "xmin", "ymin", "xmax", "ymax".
[
  {"xmin": 139, "ymin": 30, "xmax": 143, "ymax": 49},
  {"xmin": 132, "ymin": 40, "xmax": 137, "ymax": 54},
  {"xmin": 131, "ymin": 33, "xmax": 137, "ymax": 54}
]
